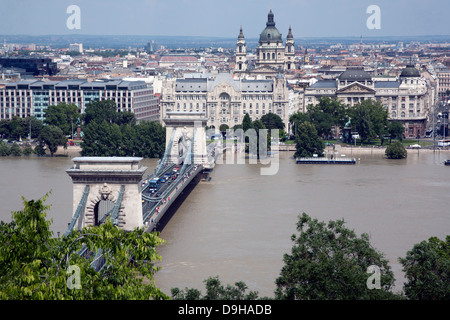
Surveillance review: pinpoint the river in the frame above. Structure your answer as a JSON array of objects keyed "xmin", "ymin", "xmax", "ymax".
[{"xmin": 0, "ymin": 150, "xmax": 449, "ymax": 298}]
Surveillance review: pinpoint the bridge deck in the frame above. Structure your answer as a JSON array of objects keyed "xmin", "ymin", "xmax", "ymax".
[{"xmin": 141, "ymin": 163, "xmax": 203, "ymax": 232}]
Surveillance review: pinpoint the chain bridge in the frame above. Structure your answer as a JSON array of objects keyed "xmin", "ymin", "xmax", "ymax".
[{"xmin": 64, "ymin": 112, "xmax": 221, "ymax": 271}]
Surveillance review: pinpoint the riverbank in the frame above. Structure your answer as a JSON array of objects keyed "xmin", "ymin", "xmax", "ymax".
[
  {"xmin": 52, "ymin": 143, "xmax": 450, "ymax": 158},
  {"xmin": 336, "ymin": 145, "xmax": 450, "ymax": 155},
  {"xmin": 54, "ymin": 145, "xmax": 82, "ymax": 157}
]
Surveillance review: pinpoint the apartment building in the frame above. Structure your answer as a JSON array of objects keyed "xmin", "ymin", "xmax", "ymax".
[{"xmin": 0, "ymin": 79, "xmax": 159, "ymax": 122}]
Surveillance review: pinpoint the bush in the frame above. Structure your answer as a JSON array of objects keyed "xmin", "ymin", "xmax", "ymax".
[
  {"xmin": 0, "ymin": 141, "xmax": 11, "ymax": 156},
  {"xmin": 10, "ymin": 143, "xmax": 22, "ymax": 156},
  {"xmin": 385, "ymin": 141, "xmax": 407, "ymax": 159},
  {"xmin": 23, "ymin": 144, "xmax": 33, "ymax": 156}
]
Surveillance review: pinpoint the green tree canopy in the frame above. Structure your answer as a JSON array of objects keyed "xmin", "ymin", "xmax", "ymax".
[
  {"xmin": 347, "ymin": 99, "xmax": 389, "ymax": 144},
  {"xmin": 0, "ymin": 117, "xmax": 43, "ymax": 140},
  {"xmin": 275, "ymin": 213, "xmax": 399, "ymax": 300},
  {"xmin": 38, "ymin": 125, "xmax": 67, "ymax": 157},
  {"xmin": 399, "ymin": 236, "xmax": 450, "ymax": 300},
  {"xmin": 260, "ymin": 112, "xmax": 285, "ymax": 130},
  {"xmin": 0, "ymin": 141, "xmax": 11, "ymax": 156},
  {"xmin": 294, "ymin": 121, "xmax": 325, "ymax": 158},
  {"xmin": 0, "ymin": 193, "xmax": 168, "ymax": 300},
  {"xmin": 242, "ymin": 113, "xmax": 253, "ymax": 132},
  {"xmin": 306, "ymin": 97, "xmax": 347, "ymax": 139},
  {"xmin": 388, "ymin": 121, "xmax": 405, "ymax": 141},
  {"xmin": 81, "ymin": 120, "xmax": 165, "ymax": 158},
  {"xmin": 83, "ymin": 100, "xmax": 135, "ymax": 126},
  {"xmin": 44, "ymin": 103, "xmax": 81, "ymax": 136}
]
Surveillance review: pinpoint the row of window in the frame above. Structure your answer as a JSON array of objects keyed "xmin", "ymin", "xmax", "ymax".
[
  {"xmin": 392, "ymin": 111, "xmax": 421, "ymax": 118},
  {"xmin": 172, "ymin": 94, "xmax": 276, "ymax": 101}
]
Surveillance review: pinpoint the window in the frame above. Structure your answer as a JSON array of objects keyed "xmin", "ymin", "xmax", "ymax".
[{"xmin": 401, "ymin": 112, "xmax": 405, "ymax": 118}]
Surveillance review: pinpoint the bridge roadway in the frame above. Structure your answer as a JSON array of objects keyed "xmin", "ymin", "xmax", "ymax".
[{"xmin": 140, "ymin": 163, "xmax": 204, "ymax": 232}]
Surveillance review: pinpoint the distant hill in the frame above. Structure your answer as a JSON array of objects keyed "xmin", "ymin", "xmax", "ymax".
[{"xmin": 1, "ymin": 34, "xmax": 449, "ymax": 50}]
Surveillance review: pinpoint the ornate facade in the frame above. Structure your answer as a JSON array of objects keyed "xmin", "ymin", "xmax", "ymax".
[
  {"xmin": 304, "ymin": 66, "xmax": 434, "ymax": 138},
  {"xmin": 159, "ymin": 72, "xmax": 290, "ymax": 131}
]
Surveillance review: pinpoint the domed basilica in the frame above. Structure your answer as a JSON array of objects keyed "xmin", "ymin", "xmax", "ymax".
[{"xmin": 235, "ymin": 10, "xmax": 295, "ymax": 77}]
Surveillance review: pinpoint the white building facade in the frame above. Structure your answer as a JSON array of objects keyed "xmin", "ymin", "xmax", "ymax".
[{"xmin": 159, "ymin": 72, "xmax": 291, "ymax": 130}]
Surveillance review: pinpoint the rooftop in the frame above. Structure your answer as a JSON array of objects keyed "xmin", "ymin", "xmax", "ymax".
[{"xmin": 338, "ymin": 67, "xmax": 372, "ymax": 81}]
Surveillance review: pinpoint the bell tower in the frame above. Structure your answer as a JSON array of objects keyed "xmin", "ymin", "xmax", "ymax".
[
  {"xmin": 235, "ymin": 26, "xmax": 247, "ymax": 72},
  {"xmin": 285, "ymin": 25, "xmax": 295, "ymax": 71}
]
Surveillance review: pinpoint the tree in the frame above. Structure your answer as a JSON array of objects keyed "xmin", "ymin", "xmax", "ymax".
[
  {"xmin": 294, "ymin": 121, "xmax": 325, "ymax": 158},
  {"xmin": 242, "ymin": 113, "xmax": 253, "ymax": 132},
  {"xmin": 275, "ymin": 213, "xmax": 399, "ymax": 300},
  {"xmin": 289, "ymin": 112, "xmax": 310, "ymax": 138},
  {"xmin": 385, "ymin": 141, "xmax": 407, "ymax": 159},
  {"xmin": 306, "ymin": 97, "xmax": 347, "ymax": 139},
  {"xmin": 0, "ymin": 193, "xmax": 169, "ymax": 300},
  {"xmin": 135, "ymin": 121, "xmax": 166, "ymax": 158},
  {"xmin": 80, "ymin": 121, "xmax": 122, "ymax": 157},
  {"xmin": 388, "ymin": 121, "xmax": 405, "ymax": 142},
  {"xmin": 219, "ymin": 124, "xmax": 229, "ymax": 133},
  {"xmin": 171, "ymin": 276, "xmax": 260, "ymax": 300},
  {"xmin": 399, "ymin": 236, "xmax": 450, "ymax": 300},
  {"xmin": 44, "ymin": 103, "xmax": 81, "ymax": 136},
  {"xmin": 83, "ymin": 100, "xmax": 135, "ymax": 126},
  {"xmin": 33, "ymin": 143, "xmax": 46, "ymax": 156},
  {"xmin": 23, "ymin": 143, "xmax": 33, "ymax": 156},
  {"xmin": 8, "ymin": 116, "xmax": 26, "ymax": 140},
  {"xmin": 81, "ymin": 120, "xmax": 165, "ymax": 158},
  {"xmin": 0, "ymin": 141, "xmax": 11, "ymax": 156},
  {"xmin": 260, "ymin": 112, "xmax": 285, "ymax": 130},
  {"xmin": 38, "ymin": 125, "xmax": 67, "ymax": 157},
  {"xmin": 347, "ymin": 100, "xmax": 389, "ymax": 144},
  {"xmin": 10, "ymin": 143, "xmax": 22, "ymax": 156},
  {"xmin": 251, "ymin": 119, "xmax": 270, "ymax": 158}
]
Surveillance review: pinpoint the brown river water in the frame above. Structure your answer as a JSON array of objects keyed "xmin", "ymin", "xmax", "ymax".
[{"xmin": 0, "ymin": 149, "xmax": 449, "ymax": 297}]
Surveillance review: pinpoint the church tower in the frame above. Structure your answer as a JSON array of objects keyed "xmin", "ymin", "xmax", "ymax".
[
  {"xmin": 255, "ymin": 10, "xmax": 286, "ymax": 71},
  {"xmin": 284, "ymin": 25, "xmax": 295, "ymax": 71},
  {"xmin": 235, "ymin": 26, "xmax": 247, "ymax": 72}
]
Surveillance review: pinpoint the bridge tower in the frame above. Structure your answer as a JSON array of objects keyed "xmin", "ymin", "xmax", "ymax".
[
  {"xmin": 66, "ymin": 157, "xmax": 147, "ymax": 232},
  {"xmin": 161, "ymin": 111, "xmax": 209, "ymax": 167}
]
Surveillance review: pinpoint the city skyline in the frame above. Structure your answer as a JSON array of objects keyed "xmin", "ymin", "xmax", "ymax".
[{"xmin": 1, "ymin": 0, "xmax": 450, "ymax": 39}]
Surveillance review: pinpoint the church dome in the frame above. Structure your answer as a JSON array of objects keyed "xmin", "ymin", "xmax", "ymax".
[
  {"xmin": 259, "ymin": 10, "xmax": 282, "ymax": 43},
  {"xmin": 400, "ymin": 64, "xmax": 420, "ymax": 77}
]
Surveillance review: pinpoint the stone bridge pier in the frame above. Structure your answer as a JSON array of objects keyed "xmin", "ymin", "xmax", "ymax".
[{"xmin": 66, "ymin": 157, "xmax": 147, "ymax": 231}]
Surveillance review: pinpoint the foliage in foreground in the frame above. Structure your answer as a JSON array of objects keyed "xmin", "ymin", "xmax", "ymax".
[
  {"xmin": 0, "ymin": 193, "xmax": 168, "ymax": 300},
  {"xmin": 274, "ymin": 213, "xmax": 399, "ymax": 300},
  {"xmin": 399, "ymin": 236, "xmax": 450, "ymax": 300}
]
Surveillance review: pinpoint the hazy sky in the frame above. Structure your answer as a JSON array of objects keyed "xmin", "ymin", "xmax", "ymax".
[{"xmin": 1, "ymin": 0, "xmax": 449, "ymax": 38}]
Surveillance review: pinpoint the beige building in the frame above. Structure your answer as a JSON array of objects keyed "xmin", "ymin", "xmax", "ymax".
[
  {"xmin": 437, "ymin": 68, "xmax": 450, "ymax": 98},
  {"xmin": 159, "ymin": 72, "xmax": 291, "ymax": 130},
  {"xmin": 304, "ymin": 65, "xmax": 434, "ymax": 138}
]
